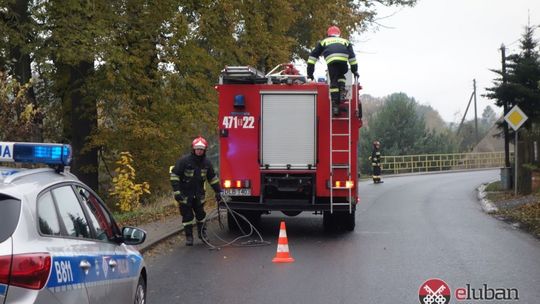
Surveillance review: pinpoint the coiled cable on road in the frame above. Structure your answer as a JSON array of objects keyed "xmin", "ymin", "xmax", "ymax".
[{"xmin": 200, "ymin": 193, "xmax": 271, "ymax": 250}]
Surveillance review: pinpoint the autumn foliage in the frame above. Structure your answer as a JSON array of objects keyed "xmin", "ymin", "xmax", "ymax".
[
  {"xmin": 109, "ymin": 152, "xmax": 151, "ymax": 212},
  {"xmin": 1, "ymin": 0, "xmax": 417, "ymax": 211}
]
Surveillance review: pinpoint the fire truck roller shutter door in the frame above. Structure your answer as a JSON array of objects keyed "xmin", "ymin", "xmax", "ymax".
[{"xmin": 260, "ymin": 92, "xmax": 317, "ymax": 170}]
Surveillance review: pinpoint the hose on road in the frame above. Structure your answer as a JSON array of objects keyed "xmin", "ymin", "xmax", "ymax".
[{"xmin": 200, "ymin": 194, "xmax": 271, "ymax": 250}]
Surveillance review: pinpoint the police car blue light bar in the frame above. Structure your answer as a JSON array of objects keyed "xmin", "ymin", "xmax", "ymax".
[{"xmin": 0, "ymin": 142, "xmax": 72, "ymax": 166}]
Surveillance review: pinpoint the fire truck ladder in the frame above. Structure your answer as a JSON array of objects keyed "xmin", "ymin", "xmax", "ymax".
[
  {"xmin": 329, "ymin": 78, "xmax": 355, "ymax": 214},
  {"xmin": 219, "ymin": 66, "xmax": 268, "ymax": 84}
]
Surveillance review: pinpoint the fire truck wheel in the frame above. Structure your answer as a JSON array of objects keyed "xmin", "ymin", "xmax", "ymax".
[
  {"xmin": 342, "ymin": 211, "xmax": 356, "ymax": 231},
  {"xmin": 324, "ymin": 211, "xmax": 355, "ymax": 232},
  {"xmin": 281, "ymin": 210, "xmax": 302, "ymax": 217},
  {"xmin": 323, "ymin": 211, "xmax": 337, "ymax": 232}
]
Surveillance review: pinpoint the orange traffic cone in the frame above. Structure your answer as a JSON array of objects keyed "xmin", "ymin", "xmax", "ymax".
[{"xmin": 272, "ymin": 220, "xmax": 295, "ymax": 263}]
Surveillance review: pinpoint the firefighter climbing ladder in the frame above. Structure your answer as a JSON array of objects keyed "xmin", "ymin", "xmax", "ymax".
[{"xmin": 329, "ymin": 78, "xmax": 355, "ymax": 214}]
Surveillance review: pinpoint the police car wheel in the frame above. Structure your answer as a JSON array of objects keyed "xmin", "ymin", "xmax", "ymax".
[{"xmin": 134, "ymin": 275, "xmax": 146, "ymax": 304}]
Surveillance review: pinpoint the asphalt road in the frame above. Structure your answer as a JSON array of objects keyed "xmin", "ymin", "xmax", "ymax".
[{"xmin": 146, "ymin": 169, "xmax": 540, "ymax": 303}]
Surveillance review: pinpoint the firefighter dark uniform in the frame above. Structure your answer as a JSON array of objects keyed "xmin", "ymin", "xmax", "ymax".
[
  {"xmin": 170, "ymin": 136, "xmax": 222, "ymax": 246},
  {"xmin": 307, "ymin": 25, "xmax": 358, "ymax": 116},
  {"xmin": 369, "ymin": 141, "xmax": 383, "ymax": 183}
]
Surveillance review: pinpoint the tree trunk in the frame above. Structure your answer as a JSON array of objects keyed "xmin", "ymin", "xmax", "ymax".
[
  {"xmin": 518, "ymin": 140, "xmax": 532, "ymax": 194},
  {"xmin": 516, "ymin": 133, "xmax": 536, "ymax": 195},
  {"xmin": 59, "ymin": 61, "xmax": 98, "ymax": 190},
  {"xmin": 8, "ymin": 0, "xmax": 41, "ymax": 141}
]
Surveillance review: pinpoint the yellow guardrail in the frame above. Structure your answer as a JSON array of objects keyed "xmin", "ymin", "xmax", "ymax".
[{"xmin": 380, "ymin": 151, "xmax": 508, "ymax": 174}]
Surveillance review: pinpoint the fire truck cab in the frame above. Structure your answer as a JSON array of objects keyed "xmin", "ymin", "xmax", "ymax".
[{"xmin": 217, "ymin": 64, "xmax": 362, "ymax": 231}]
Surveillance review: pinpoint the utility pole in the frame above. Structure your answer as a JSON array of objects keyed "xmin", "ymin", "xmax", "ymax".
[
  {"xmin": 473, "ymin": 79, "xmax": 478, "ymax": 143},
  {"xmin": 456, "ymin": 80, "xmax": 478, "ymax": 139},
  {"xmin": 501, "ymin": 44, "xmax": 511, "ymax": 168}
]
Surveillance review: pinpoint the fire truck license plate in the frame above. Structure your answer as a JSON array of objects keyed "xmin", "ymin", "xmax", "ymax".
[{"xmin": 223, "ymin": 188, "xmax": 251, "ymax": 196}]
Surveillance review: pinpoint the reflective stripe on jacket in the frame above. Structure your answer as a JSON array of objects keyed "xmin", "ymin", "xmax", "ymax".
[
  {"xmin": 170, "ymin": 153, "xmax": 221, "ymax": 198},
  {"xmin": 371, "ymin": 149, "xmax": 382, "ymax": 167},
  {"xmin": 307, "ymin": 37, "xmax": 358, "ymax": 72}
]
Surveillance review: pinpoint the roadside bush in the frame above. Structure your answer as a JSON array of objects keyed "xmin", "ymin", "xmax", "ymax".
[{"xmin": 109, "ymin": 152, "xmax": 151, "ymax": 212}]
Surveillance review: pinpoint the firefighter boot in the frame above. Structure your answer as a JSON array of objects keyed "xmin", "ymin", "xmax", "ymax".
[
  {"xmin": 332, "ymin": 101, "xmax": 340, "ymax": 116},
  {"xmin": 196, "ymin": 222, "xmax": 207, "ymax": 240},
  {"xmin": 339, "ymin": 83, "xmax": 347, "ymax": 101},
  {"xmin": 338, "ymin": 83, "xmax": 350, "ymax": 115},
  {"xmin": 331, "ymin": 91, "xmax": 340, "ymax": 116},
  {"xmin": 184, "ymin": 225, "xmax": 194, "ymax": 246}
]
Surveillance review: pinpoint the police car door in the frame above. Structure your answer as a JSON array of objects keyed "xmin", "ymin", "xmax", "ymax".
[
  {"xmin": 47, "ymin": 184, "xmax": 118, "ymax": 304},
  {"xmin": 74, "ymin": 185, "xmax": 134, "ymax": 304},
  {"xmin": 39, "ymin": 186, "xmax": 92, "ymax": 304}
]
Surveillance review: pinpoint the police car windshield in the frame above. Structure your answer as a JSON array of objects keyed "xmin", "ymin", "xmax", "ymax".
[{"xmin": 0, "ymin": 194, "xmax": 21, "ymax": 242}]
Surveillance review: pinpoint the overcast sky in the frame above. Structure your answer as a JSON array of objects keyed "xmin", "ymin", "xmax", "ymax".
[{"xmin": 352, "ymin": 0, "xmax": 540, "ymax": 123}]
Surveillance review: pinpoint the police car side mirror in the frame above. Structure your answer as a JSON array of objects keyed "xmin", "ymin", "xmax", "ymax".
[{"xmin": 121, "ymin": 226, "xmax": 147, "ymax": 245}]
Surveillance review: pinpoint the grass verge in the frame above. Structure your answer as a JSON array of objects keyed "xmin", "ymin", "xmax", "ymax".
[
  {"xmin": 484, "ymin": 181, "xmax": 540, "ymax": 238},
  {"xmin": 113, "ymin": 194, "xmax": 219, "ymax": 227},
  {"xmin": 495, "ymin": 203, "xmax": 540, "ymax": 238},
  {"xmin": 113, "ymin": 202, "xmax": 178, "ymax": 227}
]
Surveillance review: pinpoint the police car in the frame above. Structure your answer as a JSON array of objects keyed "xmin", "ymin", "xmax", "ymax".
[{"xmin": 0, "ymin": 142, "xmax": 147, "ymax": 304}]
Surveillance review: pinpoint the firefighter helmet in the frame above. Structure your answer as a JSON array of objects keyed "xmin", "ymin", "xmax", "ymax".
[
  {"xmin": 327, "ymin": 26, "xmax": 341, "ymax": 37},
  {"xmin": 192, "ymin": 136, "xmax": 208, "ymax": 150}
]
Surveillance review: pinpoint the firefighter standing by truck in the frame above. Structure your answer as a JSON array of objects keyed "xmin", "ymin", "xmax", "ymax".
[
  {"xmin": 307, "ymin": 25, "xmax": 359, "ymax": 116},
  {"xmin": 370, "ymin": 140, "xmax": 383, "ymax": 184},
  {"xmin": 170, "ymin": 136, "xmax": 223, "ymax": 246}
]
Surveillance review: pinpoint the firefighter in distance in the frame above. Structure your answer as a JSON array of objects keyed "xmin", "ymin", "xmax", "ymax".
[
  {"xmin": 170, "ymin": 136, "xmax": 223, "ymax": 246},
  {"xmin": 307, "ymin": 25, "xmax": 359, "ymax": 116},
  {"xmin": 370, "ymin": 140, "xmax": 383, "ymax": 184}
]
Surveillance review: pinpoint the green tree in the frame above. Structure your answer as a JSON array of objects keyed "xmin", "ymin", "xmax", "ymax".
[
  {"xmin": 486, "ymin": 25, "xmax": 540, "ymax": 126},
  {"xmin": 0, "ymin": 0, "xmax": 31, "ymax": 81},
  {"xmin": 0, "ymin": 71, "xmax": 38, "ymax": 140},
  {"xmin": 361, "ymin": 93, "xmax": 423, "ymax": 174},
  {"xmin": 486, "ymin": 25, "xmax": 540, "ymax": 194},
  {"xmin": 89, "ymin": 0, "xmax": 181, "ymax": 196},
  {"xmin": 39, "ymin": 1, "xmax": 101, "ymax": 189},
  {"xmin": 359, "ymin": 92, "xmax": 457, "ymax": 173},
  {"xmin": 419, "ymin": 129, "xmax": 459, "ymax": 155},
  {"xmin": 0, "ymin": 0, "xmax": 41, "ymax": 141},
  {"xmin": 506, "ymin": 28, "xmax": 540, "ymax": 125},
  {"xmin": 457, "ymin": 121, "xmax": 478, "ymax": 151},
  {"xmin": 369, "ymin": 93, "xmax": 426, "ymax": 155},
  {"xmin": 416, "ymin": 104, "xmax": 447, "ymax": 133},
  {"xmin": 481, "ymin": 105, "xmax": 497, "ymax": 127}
]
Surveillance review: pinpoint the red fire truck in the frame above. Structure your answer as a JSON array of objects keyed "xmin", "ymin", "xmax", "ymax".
[{"xmin": 217, "ymin": 64, "xmax": 362, "ymax": 231}]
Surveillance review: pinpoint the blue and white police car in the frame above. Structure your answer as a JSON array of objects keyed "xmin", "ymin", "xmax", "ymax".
[{"xmin": 0, "ymin": 142, "xmax": 147, "ymax": 304}]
